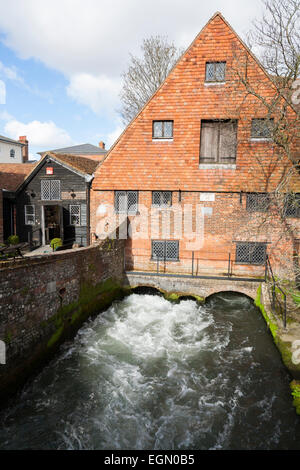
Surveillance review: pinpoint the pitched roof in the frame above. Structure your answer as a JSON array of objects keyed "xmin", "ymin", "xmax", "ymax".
[
  {"xmin": 0, "ymin": 135, "xmax": 24, "ymax": 146},
  {"xmin": 15, "ymin": 152, "xmax": 99, "ymax": 193},
  {"xmin": 0, "ymin": 163, "xmax": 36, "ymax": 191},
  {"xmin": 38, "ymin": 143, "xmax": 106, "ymax": 156},
  {"xmin": 50, "ymin": 153, "xmax": 99, "ymax": 175}
]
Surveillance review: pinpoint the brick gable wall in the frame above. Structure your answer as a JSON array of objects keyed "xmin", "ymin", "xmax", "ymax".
[{"xmin": 90, "ymin": 13, "xmax": 299, "ymax": 277}]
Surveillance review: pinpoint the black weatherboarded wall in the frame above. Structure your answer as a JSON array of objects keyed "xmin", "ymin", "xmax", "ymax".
[{"xmin": 16, "ymin": 158, "xmax": 90, "ymax": 246}]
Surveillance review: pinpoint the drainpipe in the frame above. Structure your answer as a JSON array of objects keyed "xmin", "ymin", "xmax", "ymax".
[{"xmin": 85, "ymin": 174, "xmax": 94, "ymax": 246}]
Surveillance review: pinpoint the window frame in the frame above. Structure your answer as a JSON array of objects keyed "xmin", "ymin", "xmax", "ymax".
[
  {"xmin": 10, "ymin": 149, "xmax": 15, "ymax": 158},
  {"xmin": 114, "ymin": 190, "xmax": 139, "ymax": 215},
  {"xmin": 200, "ymin": 119, "xmax": 237, "ymax": 164},
  {"xmin": 205, "ymin": 62, "xmax": 226, "ymax": 83},
  {"xmin": 24, "ymin": 204, "xmax": 35, "ymax": 225},
  {"xmin": 69, "ymin": 204, "xmax": 81, "ymax": 226},
  {"xmin": 246, "ymin": 193, "xmax": 270, "ymax": 213},
  {"xmin": 152, "ymin": 120, "xmax": 174, "ymax": 140},
  {"xmin": 151, "ymin": 240, "xmax": 179, "ymax": 262},
  {"xmin": 284, "ymin": 193, "xmax": 300, "ymax": 218},
  {"xmin": 41, "ymin": 179, "xmax": 61, "ymax": 201},
  {"xmin": 235, "ymin": 242, "xmax": 267, "ymax": 266},
  {"xmin": 251, "ymin": 118, "xmax": 274, "ymax": 140},
  {"xmin": 152, "ymin": 191, "xmax": 172, "ymax": 208}
]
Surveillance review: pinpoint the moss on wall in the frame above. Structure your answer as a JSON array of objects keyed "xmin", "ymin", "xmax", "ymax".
[
  {"xmin": 290, "ymin": 381, "xmax": 300, "ymax": 415},
  {"xmin": 45, "ymin": 278, "xmax": 130, "ymax": 350},
  {"xmin": 255, "ymin": 284, "xmax": 300, "ymax": 414}
]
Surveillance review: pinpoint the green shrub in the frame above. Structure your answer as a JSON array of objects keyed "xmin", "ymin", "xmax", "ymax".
[
  {"xmin": 7, "ymin": 235, "xmax": 19, "ymax": 245},
  {"xmin": 50, "ymin": 238, "xmax": 63, "ymax": 251}
]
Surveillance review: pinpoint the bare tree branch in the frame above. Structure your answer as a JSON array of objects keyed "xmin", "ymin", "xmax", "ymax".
[{"xmin": 119, "ymin": 36, "xmax": 182, "ymax": 124}]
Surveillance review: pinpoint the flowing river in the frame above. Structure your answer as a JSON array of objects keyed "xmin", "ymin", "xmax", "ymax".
[{"xmin": 0, "ymin": 291, "xmax": 299, "ymax": 450}]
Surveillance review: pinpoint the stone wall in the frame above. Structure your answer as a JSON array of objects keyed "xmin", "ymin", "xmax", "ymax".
[
  {"xmin": 0, "ymin": 190, "xmax": 3, "ymax": 243},
  {"xmin": 0, "ymin": 238, "xmax": 126, "ymax": 402}
]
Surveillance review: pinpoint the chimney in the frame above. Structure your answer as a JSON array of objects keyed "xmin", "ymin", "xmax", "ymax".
[
  {"xmin": 99, "ymin": 141, "xmax": 105, "ymax": 150},
  {"xmin": 19, "ymin": 136, "xmax": 29, "ymax": 163}
]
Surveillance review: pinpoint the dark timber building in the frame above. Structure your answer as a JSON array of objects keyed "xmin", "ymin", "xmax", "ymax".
[{"xmin": 15, "ymin": 153, "xmax": 99, "ymax": 247}]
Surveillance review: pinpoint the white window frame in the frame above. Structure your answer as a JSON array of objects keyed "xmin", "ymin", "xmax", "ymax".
[
  {"xmin": 41, "ymin": 180, "xmax": 61, "ymax": 200},
  {"xmin": 10, "ymin": 149, "xmax": 15, "ymax": 158},
  {"xmin": 25, "ymin": 205, "xmax": 35, "ymax": 225},
  {"xmin": 69, "ymin": 204, "xmax": 81, "ymax": 226}
]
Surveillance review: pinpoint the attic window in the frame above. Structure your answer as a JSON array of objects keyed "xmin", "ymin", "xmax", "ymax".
[
  {"xmin": 205, "ymin": 62, "xmax": 226, "ymax": 83},
  {"xmin": 153, "ymin": 121, "xmax": 173, "ymax": 139},
  {"xmin": 41, "ymin": 180, "xmax": 61, "ymax": 200},
  {"xmin": 251, "ymin": 118, "xmax": 274, "ymax": 139}
]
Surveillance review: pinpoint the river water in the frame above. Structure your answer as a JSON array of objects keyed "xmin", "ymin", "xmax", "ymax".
[{"xmin": 0, "ymin": 292, "xmax": 299, "ymax": 450}]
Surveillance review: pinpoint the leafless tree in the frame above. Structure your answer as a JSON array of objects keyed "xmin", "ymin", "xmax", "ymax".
[
  {"xmin": 224, "ymin": 0, "xmax": 300, "ymax": 313},
  {"xmin": 119, "ymin": 36, "xmax": 182, "ymax": 124},
  {"xmin": 248, "ymin": 0, "xmax": 300, "ymax": 87}
]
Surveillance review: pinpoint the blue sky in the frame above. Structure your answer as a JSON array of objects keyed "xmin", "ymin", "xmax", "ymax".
[{"xmin": 0, "ymin": 0, "xmax": 263, "ymax": 160}]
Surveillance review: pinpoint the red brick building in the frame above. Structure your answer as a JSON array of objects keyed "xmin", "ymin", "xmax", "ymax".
[{"xmin": 90, "ymin": 12, "xmax": 300, "ymax": 279}]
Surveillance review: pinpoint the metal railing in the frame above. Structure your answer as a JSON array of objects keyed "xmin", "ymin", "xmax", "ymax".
[
  {"xmin": 125, "ymin": 250, "xmax": 266, "ymax": 282},
  {"xmin": 265, "ymin": 255, "xmax": 287, "ymax": 328}
]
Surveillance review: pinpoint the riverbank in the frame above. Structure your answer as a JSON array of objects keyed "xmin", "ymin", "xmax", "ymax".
[{"xmin": 258, "ymin": 284, "xmax": 300, "ymax": 414}]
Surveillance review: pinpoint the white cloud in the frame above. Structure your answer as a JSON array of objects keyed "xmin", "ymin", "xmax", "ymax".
[
  {"xmin": 0, "ymin": 80, "xmax": 5, "ymax": 104},
  {"xmin": 67, "ymin": 73, "xmax": 121, "ymax": 115},
  {"xmin": 105, "ymin": 122, "xmax": 125, "ymax": 149},
  {"xmin": 0, "ymin": 0, "xmax": 263, "ymax": 114},
  {"xmin": 4, "ymin": 119, "xmax": 73, "ymax": 148},
  {"xmin": 0, "ymin": 60, "xmax": 23, "ymax": 84}
]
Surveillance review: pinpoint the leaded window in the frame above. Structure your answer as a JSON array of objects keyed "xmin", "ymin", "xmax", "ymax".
[
  {"xmin": 205, "ymin": 62, "xmax": 226, "ymax": 82},
  {"xmin": 153, "ymin": 121, "xmax": 173, "ymax": 139},
  {"xmin": 236, "ymin": 242, "xmax": 267, "ymax": 265},
  {"xmin": 25, "ymin": 205, "xmax": 35, "ymax": 225},
  {"xmin": 246, "ymin": 193, "xmax": 270, "ymax": 212},
  {"xmin": 200, "ymin": 120, "xmax": 237, "ymax": 164},
  {"xmin": 151, "ymin": 240, "xmax": 179, "ymax": 261},
  {"xmin": 70, "ymin": 205, "xmax": 81, "ymax": 225},
  {"xmin": 115, "ymin": 191, "xmax": 139, "ymax": 214},
  {"xmin": 284, "ymin": 193, "xmax": 300, "ymax": 218},
  {"xmin": 152, "ymin": 191, "xmax": 172, "ymax": 207},
  {"xmin": 251, "ymin": 118, "xmax": 274, "ymax": 139},
  {"xmin": 41, "ymin": 180, "xmax": 61, "ymax": 200}
]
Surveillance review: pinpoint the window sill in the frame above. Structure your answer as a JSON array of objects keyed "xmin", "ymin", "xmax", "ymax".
[
  {"xmin": 199, "ymin": 164, "xmax": 236, "ymax": 170},
  {"xmin": 151, "ymin": 258, "xmax": 179, "ymax": 262},
  {"xmin": 152, "ymin": 138, "xmax": 173, "ymax": 142},
  {"xmin": 250, "ymin": 138, "xmax": 273, "ymax": 142},
  {"xmin": 235, "ymin": 262, "xmax": 265, "ymax": 266},
  {"xmin": 204, "ymin": 82, "xmax": 226, "ymax": 86}
]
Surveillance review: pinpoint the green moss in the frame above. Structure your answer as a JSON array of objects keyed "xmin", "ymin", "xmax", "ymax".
[
  {"xmin": 163, "ymin": 291, "xmax": 204, "ymax": 303},
  {"xmin": 45, "ymin": 278, "xmax": 128, "ymax": 350},
  {"xmin": 255, "ymin": 285, "xmax": 278, "ymax": 339},
  {"xmin": 47, "ymin": 325, "xmax": 64, "ymax": 348},
  {"xmin": 5, "ymin": 331, "xmax": 13, "ymax": 344},
  {"xmin": 290, "ymin": 381, "xmax": 300, "ymax": 415}
]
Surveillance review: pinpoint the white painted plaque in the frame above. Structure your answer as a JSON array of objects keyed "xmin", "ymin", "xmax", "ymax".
[{"xmin": 200, "ymin": 193, "xmax": 215, "ymax": 202}]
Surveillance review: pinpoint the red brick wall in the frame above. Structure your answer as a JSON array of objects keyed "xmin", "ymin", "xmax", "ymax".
[
  {"xmin": 0, "ymin": 190, "xmax": 3, "ymax": 244},
  {"xmin": 91, "ymin": 189, "xmax": 300, "ymax": 278}
]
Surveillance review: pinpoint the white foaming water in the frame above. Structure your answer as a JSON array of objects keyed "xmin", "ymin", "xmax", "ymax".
[{"xmin": 0, "ymin": 292, "xmax": 300, "ymax": 450}]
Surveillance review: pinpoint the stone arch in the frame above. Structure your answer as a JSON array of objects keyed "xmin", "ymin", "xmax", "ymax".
[
  {"xmin": 131, "ymin": 285, "xmax": 163, "ymax": 297},
  {"xmin": 205, "ymin": 289, "xmax": 256, "ymax": 302}
]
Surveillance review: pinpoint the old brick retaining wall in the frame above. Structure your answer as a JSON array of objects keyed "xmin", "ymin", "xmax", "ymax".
[{"xmin": 0, "ymin": 239, "xmax": 126, "ymax": 402}]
